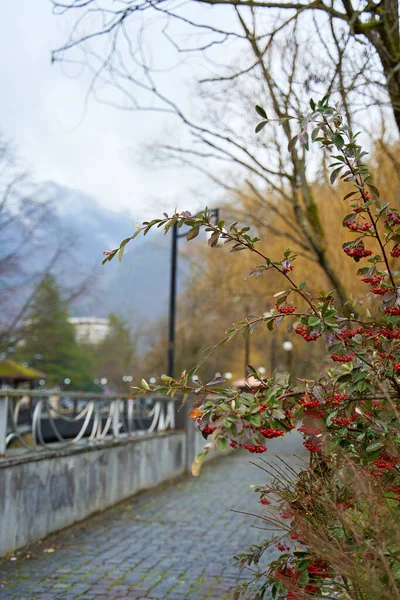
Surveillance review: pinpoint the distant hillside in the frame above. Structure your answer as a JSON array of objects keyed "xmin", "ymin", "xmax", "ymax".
[{"xmin": 43, "ymin": 182, "xmax": 183, "ymax": 323}]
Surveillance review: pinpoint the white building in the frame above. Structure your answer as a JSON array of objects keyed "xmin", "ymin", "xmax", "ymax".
[{"xmin": 69, "ymin": 317, "xmax": 111, "ymax": 345}]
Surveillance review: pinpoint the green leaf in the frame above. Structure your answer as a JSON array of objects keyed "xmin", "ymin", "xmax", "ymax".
[
  {"xmin": 117, "ymin": 237, "xmax": 132, "ymax": 262},
  {"xmin": 333, "ymin": 133, "xmax": 345, "ymax": 149},
  {"xmin": 255, "ymin": 121, "xmax": 268, "ymax": 133},
  {"xmin": 132, "ymin": 225, "xmax": 144, "ymax": 240},
  {"xmin": 163, "ymin": 219, "xmax": 176, "ymax": 235},
  {"xmin": 102, "ymin": 248, "xmax": 119, "ymax": 264},
  {"xmin": 366, "ymin": 441, "xmax": 383, "ymax": 453},
  {"xmin": 311, "ymin": 126, "xmax": 321, "ymax": 142},
  {"xmin": 217, "ymin": 437, "xmax": 227, "ymax": 451},
  {"xmin": 248, "ymin": 414, "xmax": 261, "ymax": 426},
  {"xmin": 343, "ymin": 191, "xmax": 358, "ymax": 201},
  {"xmin": 255, "ymin": 105, "xmax": 268, "ymax": 119},
  {"xmin": 330, "ymin": 166, "xmax": 343, "ymax": 184},
  {"xmin": 191, "ymin": 451, "xmax": 207, "ymax": 476},
  {"xmin": 326, "ymin": 410, "xmax": 338, "ymax": 427},
  {"xmin": 208, "ymin": 231, "xmax": 220, "ymax": 247},
  {"xmin": 367, "ymin": 183, "xmax": 380, "ymax": 198},
  {"xmin": 186, "ymin": 226, "xmax": 200, "ymax": 241},
  {"xmin": 308, "ymin": 316, "xmax": 320, "ymax": 327}
]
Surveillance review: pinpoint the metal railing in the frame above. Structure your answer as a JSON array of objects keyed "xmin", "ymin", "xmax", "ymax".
[{"xmin": 0, "ymin": 390, "xmax": 178, "ymax": 457}]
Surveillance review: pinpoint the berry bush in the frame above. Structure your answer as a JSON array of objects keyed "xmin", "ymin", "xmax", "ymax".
[{"xmin": 104, "ymin": 98, "xmax": 400, "ymax": 600}]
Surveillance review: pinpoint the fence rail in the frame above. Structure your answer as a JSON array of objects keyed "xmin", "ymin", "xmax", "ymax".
[{"xmin": 0, "ymin": 390, "xmax": 179, "ymax": 457}]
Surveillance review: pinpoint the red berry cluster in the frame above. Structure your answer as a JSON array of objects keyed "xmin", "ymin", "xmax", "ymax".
[
  {"xmin": 244, "ymin": 443, "xmax": 267, "ymax": 453},
  {"xmin": 304, "ymin": 584, "xmax": 320, "ymax": 596},
  {"xmin": 279, "ymin": 509, "xmax": 294, "ymax": 519},
  {"xmin": 387, "ymin": 486, "xmax": 400, "ymax": 501},
  {"xmin": 325, "ymin": 392, "xmax": 347, "ymax": 406},
  {"xmin": 331, "ymin": 353, "xmax": 354, "ymax": 362},
  {"xmin": 308, "ymin": 559, "xmax": 330, "ymax": 579},
  {"xmin": 337, "ymin": 498, "xmax": 355, "ymax": 509},
  {"xmin": 282, "ymin": 264, "xmax": 294, "ymax": 274},
  {"xmin": 275, "ymin": 542, "xmax": 291, "ymax": 551},
  {"xmin": 299, "ymin": 396, "xmax": 324, "ymax": 418},
  {"xmin": 343, "ymin": 243, "xmax": 372, "ymax": 258},
  {"xmin": 376, "ymin": 346, "xmax": 389, "ymax": 358},
  {"xmin": 303, "ymin": 440, "xmax": 323, "ymax": 453},
  {"xmin": 384, "ymin": 307, "xmax": 400, "ymax": 316},
  {"xmin": 385, "ymin": 209, "xmax": 400, "ymax": 226},
  {"xmin": 361, "ymin": 276, "xmax": 382, "ymax": 285},
  {"xmin": 259, "ymin": 427, "xmax": 285, "ymax": 438},
  {"xmin": 276, "ymin": 303, "xmax": 297, "ymax": 314},
  {"xmin": 330, "ymin": 415, "xmax": 356, "ymax": 426},
  {"xmin": 375, "ymin": 451, "xmax": 398, "ymax": 470},
  {"xmin": 378, "ymin": 327, "xmax": 400, "ymax": 339},
  {"xmin": 295, "ymin": 326, "xmax": 320, "ymax": 342},
  {"xmin": 298, "ymin": 425, "xmax": 322, "ymax": 436},
  {"xmin": 394, "ymin": 363, "xmax": 400, "ymax": 374},
  {"xmin": 371, "ymin": 287, "xmax": 390, "ymax": 295},
  {"xmin": 339, "ymin": 327, "xmax": 362, "ymax": 340},
  {"xmin": 274, "ymin": 565, "xmax": 299, "ymax": 581},
  {"xmin": 286, "ymin": 591, "xmax": 302, "ymax": 600},
  {"xmin": 390, "ymin": 245, "xmax": 400, "ymax": 258},
  {"xmin": 260, "ymin": 497, "xmax": 271, "ymax": 505},
  {"xmin": 202, "ymin": 425, "xmax": 217, "ymax": 436},
  {"xmin": 259, "ymin": 403, "xmax": 267, "ymax": 412},
  {"xmin": 344, "ymin": 219, "xmax": 372, "ymax": 232}
]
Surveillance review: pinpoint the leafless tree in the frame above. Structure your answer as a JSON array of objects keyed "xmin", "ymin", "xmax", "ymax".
[
  {"xmin": 51, "ymin": 1, "xmax": 399, "ymax": 128},
  {"xmin": 50, "ymin": 1, "xmax": 399, "ymax": 304},
  {"xmin": 0, "ymin": 136, "xmax": 97, "ymax": 346}
]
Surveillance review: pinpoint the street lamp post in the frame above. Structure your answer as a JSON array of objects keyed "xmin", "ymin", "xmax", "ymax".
[
  {"xmin": 283, "ymin": 341, "xmax": 294, "ymax": 374},
  {"xmin": 244, "ymin": 304, "xmax": 252, "ymax": 379},
  {"xmin": 168, "ymin": 208, "xmax": 219, "ymax": 378},
  {"xmin": 244, "ymin": 331, "xmax": 250, "ymax": 380}
]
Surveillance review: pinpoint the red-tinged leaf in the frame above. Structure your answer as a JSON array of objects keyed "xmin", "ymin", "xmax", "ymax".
[
  {"xmin": 206, "ymin": 376, "xmax": 225, "ymax": 386},
  {"xmin": 186, "ymin": 227, "xmax": 200, "ymax": 241},
  {"xmin": 208, "ymin": 231, "xmax": 220, "ymax": 247},
  {"xmin": 189, "ymin": 408, "xmax": 203, "ymax": 419}
]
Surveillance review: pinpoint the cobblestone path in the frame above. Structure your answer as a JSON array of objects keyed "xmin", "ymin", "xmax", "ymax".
[{"xmin": 0, "ymin": 436, "xmax": 304, "ymax": 600}]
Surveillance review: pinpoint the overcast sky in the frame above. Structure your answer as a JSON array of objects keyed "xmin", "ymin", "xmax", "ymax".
[{"xmin": 0, "ymin": 1, "xmax": 205, "ymax": 220}]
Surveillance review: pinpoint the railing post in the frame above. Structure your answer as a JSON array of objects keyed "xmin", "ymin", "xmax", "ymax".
[
  {"xmin": 0, "ymin": 394, "xmax": 9, "ymax": 456},
  {"xmin": 168, "ymin": 399, "xmax": 175, "ymax": 429},
  {"xmin": 174, "ymin": 396, "xmax": 192, "ymax": 473},
  {"xmin": 112, "ymin": 399, "xmax": 121, "ymax": 438}
]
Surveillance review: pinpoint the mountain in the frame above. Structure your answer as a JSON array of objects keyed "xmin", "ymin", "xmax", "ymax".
[{"xmin": 43, "ymin": 182, "xmax": 182, "ymax": 324}]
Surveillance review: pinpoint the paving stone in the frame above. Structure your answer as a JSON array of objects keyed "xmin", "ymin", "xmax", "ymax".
[{"xmin": 0, "ymin": 436, "xmax": 304, "ymax": 599}]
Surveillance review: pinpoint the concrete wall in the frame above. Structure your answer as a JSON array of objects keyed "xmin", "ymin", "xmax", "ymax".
[{"xmin": 0, "ymin": 431, "xmax": 187, "ymax": 556}]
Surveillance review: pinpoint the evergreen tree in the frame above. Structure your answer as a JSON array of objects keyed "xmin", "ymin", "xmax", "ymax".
[
  {"xmin": 17, "ymin": 274, "xmax": 95, "ymax": 390},
  {"xmin": 94, "ymin": 313, "xmax": 136, "ymax": 392}
]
